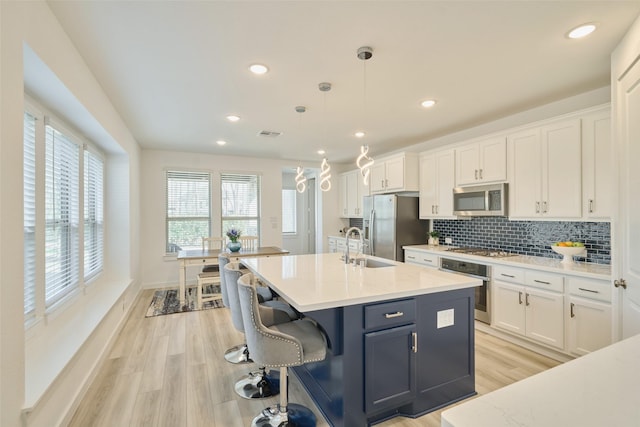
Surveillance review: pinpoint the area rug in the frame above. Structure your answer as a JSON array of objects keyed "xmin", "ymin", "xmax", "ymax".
[{"xmin": 145, "ymin": 285, "xmax": 224, "ymax": 317}]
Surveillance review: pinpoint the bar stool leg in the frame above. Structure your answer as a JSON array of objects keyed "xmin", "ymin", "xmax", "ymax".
[
  {"xmin": 234, "ymin": 367, "xmax": 279, "ymax": 399},
  {"xmin": 224, "ymin": 343, "xmax": 252, "ymax": 364},
  {"xmin": 251, "ymin": 367, "xmax": 317, "ymax": 427}
]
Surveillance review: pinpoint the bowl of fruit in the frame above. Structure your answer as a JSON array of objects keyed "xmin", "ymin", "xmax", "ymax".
[{"xmin": 551, "ymin": 241, "xmax": 586, "ymax": 264}]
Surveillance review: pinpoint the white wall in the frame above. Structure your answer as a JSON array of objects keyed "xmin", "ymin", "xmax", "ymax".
[
  {"xmin": 0, "ymin": 2, "xmax": 141, "ymax": 427},
  {"xmin": 139, "ymin": 150, "xmax": 341, "ymax": 287}
]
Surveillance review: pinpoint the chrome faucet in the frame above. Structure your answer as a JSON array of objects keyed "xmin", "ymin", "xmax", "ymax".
[{"xmin": 344, "ymin": 227, "xmax": 363, "ymax": 264}]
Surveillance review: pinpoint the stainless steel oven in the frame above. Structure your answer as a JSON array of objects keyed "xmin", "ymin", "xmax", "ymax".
[{"xmin": 440, "ymin": 257, "xmax": 491, "ymax": 324}]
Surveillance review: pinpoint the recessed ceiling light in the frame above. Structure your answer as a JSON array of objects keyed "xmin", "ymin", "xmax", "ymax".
[
  {"xmin": 355, "ymin": 131, "xmax": 366, "ymax": 138},
  {"xmin": 226, "ymin": 115, "xmax": 240, "ymax": 122},
  {"xmin": 249, "ymin": 64, "xmax": 269, "ymax": 75},
  {"xmin": 216, "ymin": 140, "xmax": 227, "ymax": 146},
  {"xmin": 421, "ymin": 99, "xmax": 437, "ymax": 108},
  {"xmin": 567, "ymin": 23, "xmax": 597, "ymax": 39},
  {"xmin": 317, "ymin": 149, "xmax": 325, "ymax": 155}
]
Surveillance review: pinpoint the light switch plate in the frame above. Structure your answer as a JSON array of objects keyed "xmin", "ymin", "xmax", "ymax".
[{"xmin": 437, "ymin": 308, "xmax": 455, "ymax": 329}]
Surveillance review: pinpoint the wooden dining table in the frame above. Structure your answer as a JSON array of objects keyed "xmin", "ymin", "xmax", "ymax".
[{"xmin": 176, "ymin": 246, "xmax": 289, "ymax": 305}]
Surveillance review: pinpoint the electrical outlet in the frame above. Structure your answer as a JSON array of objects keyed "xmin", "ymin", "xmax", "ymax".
[{"xmin": 445, "ymin": 237, "xmax": 452, "ymax": 244}]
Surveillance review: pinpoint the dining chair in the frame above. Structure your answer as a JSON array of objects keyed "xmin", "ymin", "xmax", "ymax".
[
  {"xmin": 239, "ymin": 235, "xmax": 258, "ymax": 251},
  {"xmin": 196, "ymin": 237, "xmax": 224, "ymax": 309}
]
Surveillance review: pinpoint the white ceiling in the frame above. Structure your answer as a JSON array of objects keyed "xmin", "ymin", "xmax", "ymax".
[{"xmin": 46, "ymin": 1, "xmax": 640, "ymax": 163}]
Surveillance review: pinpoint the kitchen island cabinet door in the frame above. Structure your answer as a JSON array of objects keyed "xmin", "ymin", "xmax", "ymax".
[{"xmin": 364, "ymin": 324, "xmax": 416, "ymax": 414}]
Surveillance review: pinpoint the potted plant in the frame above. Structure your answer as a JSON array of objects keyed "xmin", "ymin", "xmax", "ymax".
[
  {"xmin": 428, "ymin": 230, "xmax": 440, "ymax": 246},
  {"xmin": 226, "ymin": 228, "xmax": 242, "ymax": 252}
]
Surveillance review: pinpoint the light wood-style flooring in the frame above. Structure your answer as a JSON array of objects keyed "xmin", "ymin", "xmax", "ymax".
[{"xmin": 69, "ymin": 289, "xmax": 561, "ymax": 427}]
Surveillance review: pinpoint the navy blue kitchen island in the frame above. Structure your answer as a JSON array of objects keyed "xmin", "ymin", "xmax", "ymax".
[{"xmin": 243, "ymin": 253, "xmax": 481, "ymax": 426}]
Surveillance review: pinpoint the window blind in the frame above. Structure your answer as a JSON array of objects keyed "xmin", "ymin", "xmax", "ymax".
[
  {"xmin": 166, "ymin": 170, "xmax": 211, "ymax": 252},
  {"xmin": 45, "ymin": 122, "xmax": 80, "ymax": 305},
  {"xmin": 221, "ymin": 173, "xmax": 261, "ymax": 238},
  {"xmin": 24, "ymin": 112, "xmax": 37, "ymax": 317},
  {"xmin": 84, "ymin": 149, "xmax": 104, "ymax": 280}
]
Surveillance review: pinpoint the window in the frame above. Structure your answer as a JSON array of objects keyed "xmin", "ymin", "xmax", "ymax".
[
  {"xmin": 45, "ymin": 121, "xmax": 80, "ymax": 305},
  {"xmin": 24, "ymin": 112, "xmax": 37, "ymax": 317},
  {"xmin": 166, "ymin": 170, "xmax": 211, "ymax": 253},
  {"xmin": 282, "ymin": 189, "xmax": 297, "ymax": 234},
  {"xmin": 221, "ymin": 173, "xmax": 260, "ymax": 238},
  {"xmin": 23, "ymin": 104, "xmax": 105, "ymax": 320},
  {"xmin": 84, "ymin": 150, "xmax": 104, "ymax": 280}
]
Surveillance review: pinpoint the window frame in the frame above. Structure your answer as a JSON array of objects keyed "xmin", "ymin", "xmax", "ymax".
[
  {"xmin": 165, "ymin": 169, "xmax": 212, "ymax": 255},
  {"xmin": 220, "ymin": 172, "xmax": 261, "ymax": 241},
  {"xmin": 23, "ymin": 97, "xmax": 106, "ymax": 324}
]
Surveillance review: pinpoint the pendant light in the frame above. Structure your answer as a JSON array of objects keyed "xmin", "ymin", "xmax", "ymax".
[
  {"xmin": 356, "ymin": 46, "xmax": 374, "ymax": 185},
  {"xmin": 294, "ymin": 106, "xmax": 307, "ymax": 193},
  {"xmin": 319, "ymin": 82, "xmax": 332, "ymax": 192}
]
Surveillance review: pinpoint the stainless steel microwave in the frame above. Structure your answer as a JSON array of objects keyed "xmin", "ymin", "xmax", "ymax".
[{"xmin": 453, "ymin": 183, "xmax": 508, "ymax": 217}]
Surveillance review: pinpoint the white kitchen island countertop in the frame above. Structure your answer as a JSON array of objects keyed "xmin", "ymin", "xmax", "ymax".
[
  {"xmin": 241, "ymin": 253, "xmax": 481, "ymax": 312},
  {"xmin": 441, "ymin": 332, "xmax": 640, "ymax": 427}
]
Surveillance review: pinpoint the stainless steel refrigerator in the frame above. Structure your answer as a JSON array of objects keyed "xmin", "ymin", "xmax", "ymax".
[{"xmin": 362, "ymin": 195, "xmax": 428, "ymax": 262}]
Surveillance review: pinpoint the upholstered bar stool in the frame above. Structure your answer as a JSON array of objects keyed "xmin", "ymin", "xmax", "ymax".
[
  {"xmin": 217, "ymin": 254, "xmax": 249, "ymax": 364},
  {"xmin": 238, "ymin": 272, "xmax": 327, "ymax": 426},
  {"xmin": 224, "ymin": 263, "xmax": 296, "ymax": 399},
  {"xmin": 219, "ymin": 254, "xmax": 285, "ymax": 364}
]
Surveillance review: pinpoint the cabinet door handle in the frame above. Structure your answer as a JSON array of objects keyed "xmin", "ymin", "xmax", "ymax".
[
  {"xmin": 536, "ymin": 201, "xmax": 541, "ymax": 213},
  {"xmin": 407, "ymin": 255, "xmax": 416, "ymax": 260},
  {"xmin": 589, "ymin": 199, "xmax": 594, "ymax": 213},
  {"xmin": 412, "ymin": 332, "xmax": 418, "ymax": 353},
  {"xmin": 435, "ymin": 205, "xmax": 439, "ymax": 214},
  {"xmin": 578, "ymin": 287, "xmax": 599, "ymax": 294},
  {"xmin": 381, "ymin": 179, "xmax": 385, "ymax": 188},
  {"xmin": 501, "ymin": 273, "xmax": 515, "ymax": 278},
  {"xmin": 570, "ymin": 302, "xmax": 575, "ymax": 318},
  {"xmin": 385, "ymin": 179, "xmax": 389, "ymax": 188},
  {"xmin": 534, "ymin": 279, "xmax": 551, "ymax": 285},
  {"xmin": 542, "ymin": 201, "xmax": 548, "ymax": 213},
  {"xmin": 475, "ymin": 169, "xmax": 478, "ymax": 180},
  {"xmin": 518, "ymin": 291, "xmax": 523, "ymax": 305},
  {"xmin": 385, "ymin": 311, "xmax": 404, "ymax": 319},
  {"xmin": 479, "ymin": 168, "xmax": 483, "ymax": 179},
  {"xmin": 423, "ymin": 258, "xmax": 433, "ymax": 263},
  {"xmin": 432, "ymin": 205, "xmax": 435, "ymax": 214},
  {"xmin": 525, "ymin": 293, "xmax": 530, "ymax": 306}
]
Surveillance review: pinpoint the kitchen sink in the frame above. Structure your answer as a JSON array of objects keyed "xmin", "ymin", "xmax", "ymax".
[{"xmin": 353, "ymin": 258, "xmax": 395, "ymax": 268}]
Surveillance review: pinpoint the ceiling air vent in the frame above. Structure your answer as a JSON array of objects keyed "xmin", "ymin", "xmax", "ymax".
[{"xmin": 257, "ymin": 130, "xmax": 282, "ymax": 137}]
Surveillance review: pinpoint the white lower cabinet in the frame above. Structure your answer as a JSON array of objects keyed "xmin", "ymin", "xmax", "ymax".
[
  {"xmin": 404, "ymin": 250, "xmax": 438, "ymax": 268},
  {"xmin": 567, "ymin": 277, "xmax": 612, "ymax": 356},
  {"xmin": 493, "ymin": 266, "xmax": 565, "ymax": 350}
]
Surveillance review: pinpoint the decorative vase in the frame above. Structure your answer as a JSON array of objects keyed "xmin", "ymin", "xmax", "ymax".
[
  {"xmin": 227, "ymin": 241, "xmax": 242, "ymax": 252},
  {"xmin": 428, "ymin": 237, "xmax": 439, "ymax": 246}
]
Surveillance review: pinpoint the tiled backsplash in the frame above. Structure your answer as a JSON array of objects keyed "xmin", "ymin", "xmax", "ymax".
[{"xmin": 433, "ymin": 217, "xmax": 611, "ymax": 265}]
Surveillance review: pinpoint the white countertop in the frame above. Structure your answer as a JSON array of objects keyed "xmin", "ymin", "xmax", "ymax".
[
  {"xmin": 242, "ymin": 253, "xmax": 482, "ymax": 312},
  {"xmin": 403, "ymin": 244, "xmax": 611, "ymax": 280},
  {"xmin": 441, "ymin": 332, "xmax": 640, "ymax": 427}
]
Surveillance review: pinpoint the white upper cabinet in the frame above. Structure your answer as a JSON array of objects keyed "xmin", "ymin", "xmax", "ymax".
[
  {"xmin": 339, "ymin": 169, "xmax": 369, "ymax": 218},
  {"xmin": 508, "ymin": 118, "xmax": 582, "ymax": 219},
  {"xmin": 455, "ymin": 136, "xmax": 507, "ymax": 186},
  {"xmin": 582, "ymin": 107, "xmax": 612, "ymax": 219},
  {"xmin": 419, "ymin": 150, "xmax": 456, "ymax": 219},
  {"xmin": 369, "ymin": 152, "xmax": 419, "ymax": 194}
]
